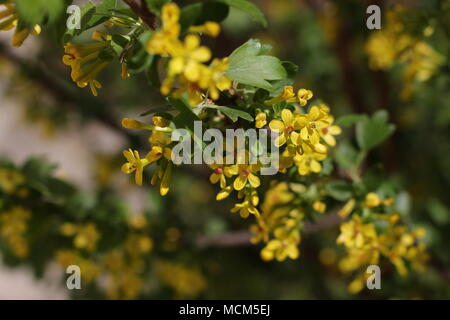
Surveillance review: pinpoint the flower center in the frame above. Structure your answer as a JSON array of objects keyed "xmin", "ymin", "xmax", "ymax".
[
  {"xmin": 285, "ymin": 126, "xmax": 294, "ymax": 134},
  {"xmin": 309, "ymin": 122, "xmax": 317, "ymax": 129},
  {"xmin": 215, "ymin": 167, "xmax": 223, "ymax": 174},
  {"xmin": 241, "ymin": 169, "xmax": 249, "ymax": 177}
]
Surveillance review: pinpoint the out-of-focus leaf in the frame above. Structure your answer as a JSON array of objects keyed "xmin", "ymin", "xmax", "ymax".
[
  {"xmin": 180, "ymin": 1, "xmax": 230, "ymax": 31},
  {"xmin": 325, "ymin": 180, "xmax": 353, "ymax": 201},
  {"xmin": 356, "ymin": 110, "xmax": 395, "ymax": 151},
  {"xmin": 335, "ymin": 114, "xmax": 367, "ymax": 127},
  {"xmin": 217, "ymin": 0, "xmax": 267, "ymax": 27},
  {"xmin": 15, "ymin": 0, "xmax": 71, "ymax": 26},
  {"xmin": 427, "ymin": 198, "xmax": 449, "ymax": 225}
]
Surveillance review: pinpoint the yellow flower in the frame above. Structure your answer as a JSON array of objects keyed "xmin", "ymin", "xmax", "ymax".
[
  {"xmin": 337, "ymin": 215, "xmax": 377, "ymax": 249},
  {"xmin": 122, "ymin": 118, "xmax": 153, "ymax": 130},
  {"xmin": 168, "ymin": 34, "xmax": 211, "ymax": 82},
  {"xmin": 63, "ymin": 31, "xmax": 113, "ymax": 96},
  {"xmin": 121, "ymin": 149, "xmax": 150, "ymax": 186},
  {"xmin": 261, "ymin": 228, "xmax": 300, "ymax": 261},
  {"xmin": 155, "ymin": 261, "xmax": 206, "ymax": 298},
  {"xmin": 146, "ymin": 3, "xmax": 181, "ymax": 55},
  {"xmin": 338, "ymin": 198, "xmax": 355, "ymax": 218},
  {"xmin": 230, "ymin": 189, "xmax": 260, "ymax": 218},
  {"xmin": 73, "ymin": 223, "xmax": 100, "ymax": 252},
  {"xmin": 198, "ymin": 58, "xmax": 232, "ymax": 100},
  {"xmin": 170, "ymin": 75, "xmax": 204, "ymax": 106},
  {"xmin": 0, "ymin": 1, "xmax": 41, "ymax": 47},
  {"xmin": 189, "ymin": 21, "xmax": 221, "ymax": 37},
  {"xmin": 151, "ymin": 161, "xmax": 172, "ymax": 196},
  {"xmin": 229, "ymin": 163, "xmax": 261, "ymax": 191},
  {"xmin": 297, "ymin": 88, "xmax": 313, "ymax": 106},
  {"xmin": 0, "ymin": 168, "xmax": 24, "ymax": 193},
  {"xmin": 296, "ymin": 105, "xmax": 330, "ymax": 145},
  {"xmin": 255, "ymin": 112, "xmax": 267, "ymax": 128},
  {"xmin": 0, "ymin": 206, "xmax": 31, "ymax": 258},
  {"xmin": 313, "ymin": 201, "xmax": 326, "ymax": 213},
  {"xmin": 265, "ymin": 86, "xmax": 296, "ymax": 105},
  {"xmin": 216, "ymin": 185, "xmax": 233, "ymax": 201},
  {"xmin": 320, "ymin": 116, "xmax": 342, "ymax": 146},
  {"xmin": 294, "ymin": 143, "xmax": 326, "ymax": 175},
  {"xmin": 269, "ymin": 109, "xmax": 301, "ymax": 147},
  {"xmin": 364, "ymin": 192, "xmax": 381, "ymax": 208},
  {"xmin": 250, "ymin": 219, "xmax": 269, "ymax": 244},
  {"xmin": 209, "ymin": 164, "xmax": 234, "ymax": 189}
]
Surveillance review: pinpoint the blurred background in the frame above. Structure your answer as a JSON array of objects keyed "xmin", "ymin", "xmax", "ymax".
[{"xmin": 0, "ymin": 0, "xmax": 449, "ymax": 299}]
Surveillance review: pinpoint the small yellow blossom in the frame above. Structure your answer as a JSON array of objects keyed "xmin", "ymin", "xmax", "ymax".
[
  {"xmin": 297, "ymin": 88, "xmax": 313, "ymax": 106},
  {"xmin": 364, "ymin": 192, "xmax": 381, "ymax": 208},
  {"xmin": 189, "ymin": 21, "xmax": 221, "ymax": 37},
  {"xmin": 269, "ymin": 109, "xmax": 301, "ymax": 147},
  {"xmin": 121, "ymin": 149, "xmax": 150, "ymax": 186},
  {"xmin": 261, "ymin": 228, "xmax": 300, "ymax": 261},
  {"xmin": 255, "ymin": 112, "xmax": 267, "ymax": 128},
  {"xmin": 265, "ymin": 86, "xmax": 296, "ymax": 105},
  {"xmin": 313, "ymin": 201, "xmax": 326, "ymax": 213}
]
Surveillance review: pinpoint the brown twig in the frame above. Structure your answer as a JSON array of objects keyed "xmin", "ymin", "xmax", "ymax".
[
  {"xmin": 124, "ymin": 0, "xmax": 158, "ymax": 29},
  {"xmin": 195, "ymin": 213, "xmax": 341, "ymax": 248}
]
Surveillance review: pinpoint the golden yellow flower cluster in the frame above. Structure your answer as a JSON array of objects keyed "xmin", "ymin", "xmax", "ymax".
[
  {"xmin": 0, "ymin": 1, "xmax": 41, "ymax": 47},
  {"xmin": 56, "ymin": 213, "xmax": 154, "ymax": 299},
  {"xmin": 60, "ymin": 222, "xmax": 101, "ymax": 252},
  {"xmin": 250, "ymin": 182, "xmax": 302, "ymax": 262},
  {"xmin": 155, "ymin": 260, "xmax": 206, "ymax": 298},
  {"xmin": 337, "ymin": 193, "xmax": 429, "ymax": 294},
  {"xmin": 121, "ymin": 116, "xmax": 173, "ymax": 195},
  {"xmin": 63, "ymin": 31, "xmax": 116, "ymax": 96},
  {"xmin": 0, "ymin": 167, "xmax": 24, "ymax": 193},
  {"xmin": 0, "ymin": 206, "xmax": 31, "ymax": 258},
  {"xmin": 146, "ymin": 3, "xmax": 231, "ymax": 106},
  {"xmin": 268, "ymin": 98, "xmax": 341, "ymax": 175},
  {"xmin": 365, "ymin": 7, "xmax": 444, "ymax": 100}
]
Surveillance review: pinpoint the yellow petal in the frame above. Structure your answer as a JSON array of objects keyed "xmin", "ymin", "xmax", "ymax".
[
  {"xmin": 233, "ymin": 175, "xmax": 247, "ymax": 190},
  {"xmin": 281, "ymin": 109, "xmax": 293, "ymax": 125},
  {"xmin": 160, "ymin": 162, "xmax": 172, "ymax": 196},
  {"xmin": 274, "ymin": 134, "xmax": 287, "ymax": 147},
  {"xmin": 269, "ymin": 119, "xmax": 284, "ymax": 132},
  {"xmin": 209, "ymin": 173, "xmax": 220, "ymax": 184},
  {"xmin": 310, "ymin": 160, "xmax": 321, "ymax": 173},
  {"xmin": 247, "ymin": 173, "xmax": 260, "ymax": 188}
]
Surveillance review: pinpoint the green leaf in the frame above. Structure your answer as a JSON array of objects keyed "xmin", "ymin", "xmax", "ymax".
[
  {"xmin": 282, "ymin": 61, "xmax": 299, "ymax": 79},
  {"xmin": 335, "ymin": 114, "xmax": 367, "ymax": 127},
  {"xmin": 334, "ymin": 141, "xmax": 360, "ymax": 170},
  {"xmin": 356, "ymin": 110, "xmax": 395, "ymax": 151},
  {"xmin": 205, "ymin": 104, "xmax": 253, "ymax": 122},
  {"xmin": 180, "ymin": 1, "xmax": 230, "ymax": 31},
  {"xmin": 427, "ymin": 198, "xmax": 449, "ymax": 225},
  {"xmin": 325, "ymin": 180, "xmax": 353, "ymax": 201},
  {"xmin": 15, "ymin": 0, "xmax": 70, "ymax": 26},
  {"xmin": 169, "ymin": 97, "xmax": 200, "ymax": 133},
  {"xmin": 63, "ymin": 0, "xmax": 117, "ymax": 43},
  {"xmin": 226, "ymin": 39, "xmax": 287, "ymax": 91},
  {"xmin": 217, "ymin": 0, "xmax": 268, "ymax": 27},
  {"xmin": 89, "ymin": 0, "xmax": 117, "ymax": 27}
]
